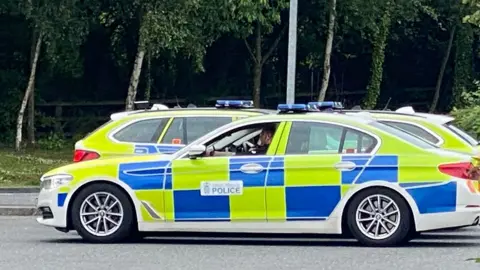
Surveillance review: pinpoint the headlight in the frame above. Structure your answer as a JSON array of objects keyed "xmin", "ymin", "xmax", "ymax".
[{"xmin": 40, "ymin": 174, "xmax": 73, "ymax": 190}]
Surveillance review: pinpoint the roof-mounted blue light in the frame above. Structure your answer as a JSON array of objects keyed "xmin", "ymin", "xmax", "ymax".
[
  {"xmin": 277, "ymin": 104, "xmax": 308, "ymax": 113},
  {"xmin": 215, "ymin": 100, "xmax": 254, "ymax": 108},
  {"xmin": 307, "ymin": 101, "xmax": 344, "ymax": 111}
]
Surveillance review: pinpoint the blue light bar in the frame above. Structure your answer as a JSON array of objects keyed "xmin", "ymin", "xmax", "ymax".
[
  {"xmin": 307, "ymin": 101, "xmax": 344, "ymax": 111},
  {"xmin": 215, "ymin": 100, "xmax": 254, "ymax": 108},
  {"xmin": 277, "ymin": 104, "xmax": 308, "ymax": 113}
]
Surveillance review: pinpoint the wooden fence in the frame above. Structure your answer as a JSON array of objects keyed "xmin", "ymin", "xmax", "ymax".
[{"xmin": 35, "ymin": 88, "xmax": 434, "ymax": 137}]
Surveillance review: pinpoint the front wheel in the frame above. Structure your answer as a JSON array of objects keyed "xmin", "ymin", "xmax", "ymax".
[
  {"xmin": 71, "ymin": 183, "xmax": 136, "ymax": 243},
  {"xmin": 346, "ymin": 188, "xmax": 413, "ymax": 247}
]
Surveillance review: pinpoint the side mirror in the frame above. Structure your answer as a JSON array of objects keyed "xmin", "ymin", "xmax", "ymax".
[{"xmin": 187, "ymin": 144, "xmax": 206, "ymax": 158}]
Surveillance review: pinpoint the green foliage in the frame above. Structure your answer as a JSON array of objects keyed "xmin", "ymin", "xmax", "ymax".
[
  {"xmin": 0, "ymin": 71, "xmax": 24, "ymax": 144},
  {"xmin": 458, "ymin": 80, "xmax": 480, "ymax": 107},
  {"xmin": 462, "ymin": 0, "xmax": 480, "ymax": 26},
  {"xmin": 1, "ymin": 0, "xmax": 479, "ymax": 142},
  {"xmin": 450, "ymin": 106, "xmax": 480, "ymax": 138},
  {"xmin": 37, "ymin": 132, "xmax": 67, "ymax": 150},
  {"xmin": 362, "ymin": 2, "xmax": 392, "ymax": 109},
  {"xmin": 342, "ymin": 0, "xmax": 436, "ymax": 109},
  {"xmin": 450, "ymin": 80, "xmax": 480, "ymax": 137},
  {"xmin": 17, "ymin": 0, "xmax": 92, "ymax": 76},
  {"xmin": 453, "ymin": 23, "xmax": 474, "ymax": 108}
]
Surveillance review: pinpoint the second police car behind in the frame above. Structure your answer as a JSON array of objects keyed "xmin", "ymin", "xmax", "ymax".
[
  {"xmin": 36, "ymin": 102, "xmax": 480, "ymax": 247},
  {"xmin": 73, "ymin": 100, "xmax": 275, "ymax": 162}
]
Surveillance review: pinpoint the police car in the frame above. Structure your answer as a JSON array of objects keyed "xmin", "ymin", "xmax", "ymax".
[
  {"xmin": 73, "ymin": 100, "xmax": 275, "ymax": 162},
  {"xmin": 36, "ymin": 102, "xmax": 480, "ymax": 247},
  {"xmin": 345, "ymin": 105, "xmax": 479, "ymax": 155}
]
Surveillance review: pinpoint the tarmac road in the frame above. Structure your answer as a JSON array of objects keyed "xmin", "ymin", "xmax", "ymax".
[{"xmin": 2, "ymin": 216, "xmax": 480, "ymax": 270}]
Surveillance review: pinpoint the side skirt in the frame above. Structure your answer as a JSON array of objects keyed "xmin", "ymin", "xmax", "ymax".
[{"xmin": 138, "ymin": 218, "xmax": 341, "ymax": 234}]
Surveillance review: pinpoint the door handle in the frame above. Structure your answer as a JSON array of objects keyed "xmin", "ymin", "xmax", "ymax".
[
  {"xmin": 240, "ymin": 163, "xmax": 264, "ymax": 174},
  {"xmin": 334, "ymin": 161, "xmax": 356, "ymax": 171}
]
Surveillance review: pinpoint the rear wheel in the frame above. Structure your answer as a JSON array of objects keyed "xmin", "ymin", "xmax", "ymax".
[
  {"xmin": 71, "ymin": 183, "xmax": 136, "ymax": 243},
  {"xmin": 346, "ymin": 188, "xmax": 413, "ymax": 247}
]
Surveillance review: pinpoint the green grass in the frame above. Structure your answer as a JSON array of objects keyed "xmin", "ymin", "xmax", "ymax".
[{"xmin": 0, "ymin": 148, "xmax": 72, "ymax": 186}]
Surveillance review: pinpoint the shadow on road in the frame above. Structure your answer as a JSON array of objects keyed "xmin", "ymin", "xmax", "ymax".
[
  {"xmin": 417, "ymin": 233, "xmax": 480, "ymax": 240},
  {"xmin": 38, "ymin": 231, "xmax": 480, "ymax": 248}
]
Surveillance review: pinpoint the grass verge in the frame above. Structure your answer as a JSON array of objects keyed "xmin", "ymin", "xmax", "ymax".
[{"xmin": 0, "ymin": 148, "xmax": 72, "ymax": 186}]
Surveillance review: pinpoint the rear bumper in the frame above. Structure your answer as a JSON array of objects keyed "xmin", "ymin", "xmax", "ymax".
[
  {"xmin": 416, "ymin": 208, "xmax": 480, "ymax": 232},
  {"xmin": 415, "ymin": 180, "xmax": 480, "ymax": 231}
]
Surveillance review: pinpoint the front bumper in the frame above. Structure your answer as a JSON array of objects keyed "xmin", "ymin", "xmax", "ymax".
[{"xmin": 36, "ymin": 187, "xmax": 68, "ymax": 228}]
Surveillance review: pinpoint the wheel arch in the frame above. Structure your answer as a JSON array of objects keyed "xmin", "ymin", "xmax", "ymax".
[
  {"xmin": 64, "ymin": 178, "xmax": 141, "ymax": 230},
  {"xmin": 336, "ymin": 182, "xmax": 420, "ymax": 235}
]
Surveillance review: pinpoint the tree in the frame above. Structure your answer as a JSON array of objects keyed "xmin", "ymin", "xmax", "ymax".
[
  {"xmin": 317, "ymin": 0, "xmax": 337, "ymax": 101},
  {"xmin": 341, "ymin": 0, "xmax": 436, "ymax": 109},
  {"xmin": 14, "ymin": 0, "xmax": 91, "ymax": 151},
  {"xmin": 99, "ymin": 0, "xmax": 224, "ymax": 111},
  {"xmin": 219, "ymin": 0, "xmax": 289, "ymax": 107},
  {"xmin": 430, "ymin": 23, "xmax": 456, "ymax": 113}
]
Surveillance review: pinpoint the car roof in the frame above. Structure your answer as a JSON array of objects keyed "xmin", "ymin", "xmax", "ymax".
[
  {"xmin": 344, "ymin": 106, "xmax": 455, "ymax": 125},
  {"xmin": 231, "ymin": 110, "xmax": 377, "ymax": 126},
  {"xmin": 111, "ymin": 107, "xmax": 277, "ymax": 121}
]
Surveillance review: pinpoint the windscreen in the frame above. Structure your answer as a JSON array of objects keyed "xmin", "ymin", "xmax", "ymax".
[{"xmin": 369, "ymin": 121, "xmax": 438, "ymax": 149}]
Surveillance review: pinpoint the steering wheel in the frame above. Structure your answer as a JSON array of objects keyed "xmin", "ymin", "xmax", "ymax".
[{"xmin": 242, "ymin": 141, "xmax": 255, "ymax": 151}]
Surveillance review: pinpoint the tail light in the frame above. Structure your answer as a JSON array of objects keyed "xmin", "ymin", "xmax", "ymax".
[
  {"xmin": 73, "ymin": 149, "xmax": 100, "ymax": 162},
  {"xmin": 438, "ymin": 161, "xmax": 480, "ymax": 180}
]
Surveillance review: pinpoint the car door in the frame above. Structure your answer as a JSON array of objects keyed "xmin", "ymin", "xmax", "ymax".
[
  {"xmin": 164, "ymin": 120, "xmax": 286, "ymax": 222},
  {"xmin": 266, "ymin": 120, "xmax": 379, "ymax": 221},
  {"xmin": 158, "ymin": 116, "xmax": 233, "ymax": 154}
]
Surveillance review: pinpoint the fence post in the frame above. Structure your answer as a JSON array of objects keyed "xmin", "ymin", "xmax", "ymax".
[{"xmin": 54, "ymin": 105, "xmax": 62, "ymax": 134}]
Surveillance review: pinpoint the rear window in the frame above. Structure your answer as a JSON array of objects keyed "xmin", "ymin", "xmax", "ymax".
[
  {"xmin": 113, "ymin": 118, "xmax": 169, "ymax": 143},
  {"xmin": 444, "ymin": 122, "xmax": 478, "ymax": 146},
  {"xmin": 369, "ymin": 121, "xmax": 438, "ymax": 149},
  {"xmin": 379, "ymin": 121, "xmax": 440, "ymax": 145}
]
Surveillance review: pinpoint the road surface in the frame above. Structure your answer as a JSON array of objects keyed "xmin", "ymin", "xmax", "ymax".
[{"xmin": 1, "ymin": 216, "xmax": 480, "ymax": 270}]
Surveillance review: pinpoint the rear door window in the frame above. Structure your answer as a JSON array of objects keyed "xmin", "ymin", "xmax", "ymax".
[{"xmin": 286, "ymin": 121, "xmax": 378, "ymax": 155}]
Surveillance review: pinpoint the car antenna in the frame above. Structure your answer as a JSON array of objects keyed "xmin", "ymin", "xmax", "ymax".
[
  {"xmin": 383, "ymin": 97, "xmax": 391, "ymax": 110},
  {"xmin": 175, "ymin": 96, "xmax": 181, "ymax": 108}
]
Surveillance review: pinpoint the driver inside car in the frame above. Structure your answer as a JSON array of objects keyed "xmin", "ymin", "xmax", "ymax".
[{"xmin": 205, "ymin": 125, "xmax": 275, "ymax": 157}]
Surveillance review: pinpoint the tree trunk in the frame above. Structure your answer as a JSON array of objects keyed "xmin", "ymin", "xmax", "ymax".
[
  {"xmin": 252, "ymin": 23, "xmax": 262, "ymax": 108},
  {"xmin": 125, "ymin": 25, "xmax": 146, "ymax": 111},
  {"xmin": 15, "ymin": 32, "xmax": 42, "ymax": 151},
  {"xmin": 144, "ymin": 48, "xmax": 152, "ymax": 101},
  {"xmin": 27, "ymin": 29, "xmax": 37, "ymax": 147},
  {"xmin": 27, "ymin": 90, "xmax": 35, "ymax": 146},
  {"xmin": 318, "ymin": 0, "xmax": 337, "ymax": 101},
  {"xmin": 430, "ymin": 25, "xmax": 456, "ymax": 113},
  {"xmin": 125, "ymin": 47, "xmax": 145, "ymax": 110}
]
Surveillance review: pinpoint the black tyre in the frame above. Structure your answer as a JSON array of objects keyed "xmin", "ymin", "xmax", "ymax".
[
  {"xmin": 71, "ymin": 183, "xmax": 136, "ymax": 243},
  {"xmin": 346, "ymin": 188, "xmax": 413, "ymax": 247}
]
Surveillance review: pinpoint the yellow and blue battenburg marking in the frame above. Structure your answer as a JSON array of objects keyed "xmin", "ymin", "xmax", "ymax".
[
  {"xmin": 107, "ymin": 154, "xmax": 459, "ymax": 221},
  {"xmin": 134, "ymin": 144, "xmax": 184, "ymax": 154},
  {"xmin": 341, "ymin": 155, "xmax": 398, "ymax": 184}
]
